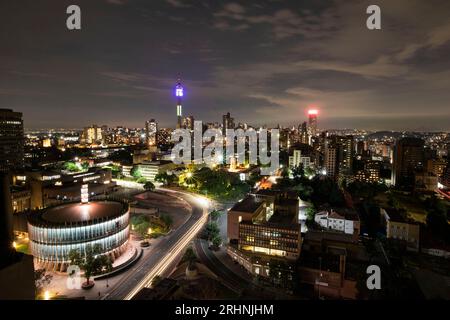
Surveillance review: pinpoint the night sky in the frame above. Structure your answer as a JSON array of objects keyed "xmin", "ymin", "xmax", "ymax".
[{"xmin": 1, "ymin": 0, "xmax": 449, "ymax": 131}]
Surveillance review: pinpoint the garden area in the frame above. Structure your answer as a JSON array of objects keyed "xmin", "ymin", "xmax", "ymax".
[{"xmin": 130, "ymin": 213, "xmax": 173, "ymax": 240}]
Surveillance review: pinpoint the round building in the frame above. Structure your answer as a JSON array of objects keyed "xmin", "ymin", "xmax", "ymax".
[{"xmin": 28, "ymin": 200, "xmax": 130, "ymax": 272}]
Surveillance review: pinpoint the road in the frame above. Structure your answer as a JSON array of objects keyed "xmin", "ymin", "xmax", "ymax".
[
  {"xmin": 194, "ymin": 238, "xmax": 247, "ymax": 293},
  {"xmin": 105, "ymin": 188, "xmax": 208, "ymax": 300}
]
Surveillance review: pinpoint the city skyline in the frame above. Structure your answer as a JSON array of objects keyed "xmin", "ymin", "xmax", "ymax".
[{"xmin": 1, "ymin": 0, "xmax": 450, "ymax": 131}]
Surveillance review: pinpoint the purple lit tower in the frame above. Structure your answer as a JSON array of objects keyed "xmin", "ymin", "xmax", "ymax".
[{"xmin": 175, "ymin": 79, "xmax": 184, "ymax": 129}]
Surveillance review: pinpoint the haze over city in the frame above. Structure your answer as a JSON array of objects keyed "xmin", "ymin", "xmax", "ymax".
[{"xmin": 1, "ymin": 0, "xmax": 449, "ymax": 130}]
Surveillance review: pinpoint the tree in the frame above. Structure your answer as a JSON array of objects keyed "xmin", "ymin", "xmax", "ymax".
[
  {"xmin": 155, "ymin": 172, "xmax": 176, "ymax": 186},
  {"xmin": 68, "ymin": 244, "xmax": 112, "ymax": 286},
  {"xmin": 305, "ymin": 206, "xmax": 316, "ymax": 221},
  {"xmin": 304, "ymin": 166, "xmax": 316, "ymax": 178},
  {"xmin": 130, "ymin": 166, "xmax": 142, "ymax": 179},
  {"xmin": 212, "ymin": 235, "xmax": 222, "ymax": 248},
  {"xmin": 64, "ymin": 161, "xmax": 80, "ymax": 172},
  {"xmin": 136, "ymin": 177, "xmax": 147, "ymax": 184},
  {"xmin": 34, "ymin": 269, "xmax": 53, "ymax": 298},
  {"xmin": 144, "ymin": 181, "xmax": 155, "ymax": 191},
  {"xmin": 182, "ymin": 247, "xmax": 197, "ymax": 264},
  {"xmin": 291, "ymin": 165, "xmax": 304, "ymax": 181},
  {"xmin": 210, "ymin": 210, "xmax": 222, "ymax": 221},
  {"xmin": 80, "ymin": 162, "xmax": 89, "ymax": 171},
  {"xmin": 205, "ymin": 222, "xmax": 220, "ymax": 240},
  {"xmin": 160, "ymin": 214, "xmax": 173, "ymax": 229}
]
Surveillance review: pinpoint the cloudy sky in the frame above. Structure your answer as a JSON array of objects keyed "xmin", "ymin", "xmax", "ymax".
[{"xmin": 1, "ymin": 0, "xmax": 449, "ymax": 131}]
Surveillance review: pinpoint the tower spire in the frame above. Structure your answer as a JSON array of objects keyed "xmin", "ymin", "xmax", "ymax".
[{"xmin": 175, "ymin": 79, "xmax": 184, "ymax": 129}]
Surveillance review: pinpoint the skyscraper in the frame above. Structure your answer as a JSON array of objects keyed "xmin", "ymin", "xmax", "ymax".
[
  {"xmin": 222, "ymin": 112, "xmax": 234, "ymax": 135},
  {"xmin": 307, "ymin": 109, "xmax": 318, "ymax": 143},
  {"xmin": 0, "ymin": 108, "xmax": 24, "ymax": 172},
  {"xmin": 145, "ymin": 119, "xmax": 158, "ymax": 147},
  {"xmin": 299, "ymin": 121, "xmax": 308, "ymax": 144},
  {"xmin": 324, "ymin": 135, "xmax": 354, "ymax": 179},
  {"xmin": 175, "ymin": 80, "xmax": 183, "ymax": 129},
  {"xmin": 392, "ymin": 137, "xmax": 425, "ymax": 187},
  {"xmin": 335, "ymin": 135, "xmax": 354, "ymax": 174}
]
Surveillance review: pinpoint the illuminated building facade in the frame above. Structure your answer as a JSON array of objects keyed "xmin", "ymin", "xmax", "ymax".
[
  {"xmin": 227, "ymin": 192, "xmax": 301, "ymax": 281},
  {"xmin": 82, "ymin": 125, "xmax": 103, "ymax": 145},
  {"xmin": 307, "ymin": 109, "xmax": 318, "ymax": 143},
  {"xmin": 27, "ymin": 200, "xmax": 130, "ymax": 271},
  {"xmin": 175, "ymin": 80, "xmax": 183, "ymax": 129},
  {"xmin": 0, "ymin": 108, "xmax": 24, "ymax": 172},
  {"xmin": 182, "ymin": 115, "xmax": 194, "ymax": 130},
  {"xmin": 145, "ymin": 119, "xmax": 158, "ymax": 147},
  {"xmin": 354, "ymin": 160, "xmax": 382, "ymax": 183}
]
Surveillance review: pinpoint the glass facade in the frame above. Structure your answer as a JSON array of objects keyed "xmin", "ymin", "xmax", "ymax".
[
  {"xmin": 28, "ymin": 204, "xmax": 130, "ymax": 263},
  {"xmin": 239, "ymin": 223, "xmax": 300, "ymax": 257}
]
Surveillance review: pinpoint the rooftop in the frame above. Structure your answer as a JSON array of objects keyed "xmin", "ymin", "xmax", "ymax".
[
  {"xmin": 42, "ymin": 201, "xmax": 125, "ymax": 223},
  {"xmin": 383, "ymin": 207, "xmax": 408, "ymax": 223},
  {"xmin": 230, "ymin": 195, "xmax": 262, "ymax": 213},
  {"xmin": 267, "ymin": 211, "xmax": 298, "ymax": 226}
]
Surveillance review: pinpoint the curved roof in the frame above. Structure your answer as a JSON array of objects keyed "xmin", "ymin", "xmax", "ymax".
[{"xmin": 41, "ymin": 201, "xmax": 125, "ymax": 223}]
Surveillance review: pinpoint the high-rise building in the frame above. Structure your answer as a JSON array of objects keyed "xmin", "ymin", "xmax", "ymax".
[
  {"xmin": 289, "ymin": 149, "xmax": 311, "ymax": 170},
  {"xmin": 392, "ymin": 137, "xmax": 425, "ymax": 187},
  {"xmin": 299, "ymin": 121, "xmax": 308, "ymax": 145},
  {"xmin": 307, "ymin": 109, "xmax": 318, "ymax": 144},
  {"xmin": 175, "ymin": 80, "xmax": 183, "ymax": 129},
  {"xmin": 222, "ymin": 112, "xmax": 234, "ymax": 136},
  {"xmin": 145, "ymin": 119, "xmax": 158, "ymax": 147},
  {"xmin": 0, "ymin": 109, "xmax": 24, "ymax": 172},
  {"xmin": 82, "ymin": 125, "xmax": 103, "ymax": 145},
  {"xmin": 324, "ymin": 135, "xmax": 354, "ymax": 179},
  {"xmin": 335, "ymin": 135, "xmax": 354, "ymax": 174},
  {"xmin": 441, "ymin": 160, "xmax": 450, "ymax": 188},
  {"xmin": 325, "ymin": 145, "xmax": 337, "ymax": 178},
  {"xmin": 182, "ymin": 115, "xmax": 194, "ymax": 131}
]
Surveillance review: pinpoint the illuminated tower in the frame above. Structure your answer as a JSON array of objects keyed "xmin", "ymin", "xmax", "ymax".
[
  {"xmin": 175, "ymin": 80, "xmax": 184, "ymax": 129},
  {"xmin": 307, "ymin": 109, "xmax": 318, "ymax": 145}
]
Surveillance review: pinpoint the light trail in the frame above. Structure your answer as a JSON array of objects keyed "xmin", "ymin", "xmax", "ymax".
[{"xmin": 124, "ymin": 192, "xmax": 208, "ymax": 300}]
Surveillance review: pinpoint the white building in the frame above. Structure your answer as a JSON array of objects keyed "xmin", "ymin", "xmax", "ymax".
[
  {"xmin": 314, "ymin": 209, "xmax": 360, "ymax": 235},
  {"xmin": 289, "ymin": 149, "xmax": 311, "ymax": 170}
]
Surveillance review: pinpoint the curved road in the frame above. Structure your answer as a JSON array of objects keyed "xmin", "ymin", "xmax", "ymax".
[{"xmin": 105, "ymin": 188, "xmax": 208, "ymax": 300}]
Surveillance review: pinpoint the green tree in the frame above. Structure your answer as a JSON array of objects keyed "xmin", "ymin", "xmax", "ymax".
[
  {"xmin": 212, "ymin": 235, "xmax": 222, "ymax": 248},
  {"xmin": 205, "ymin": 222, "xmax": 220, "ymax": 240},
  {"xmin": 64, "ymin": 161, "xmax": 80, "ymax": 172},
  {"xmin": 81, "ymin": 162, "xmax": 89, "ymax": 171},
  {"xmin": 68, "ymin": 244, "xmax": 112, "ymax": 286},
  {"xmin": 130, "ymin": 166, "xmax": 142, "ymax": 179},
  {"xmin": 210, "ymin": 210, "xmax": 222, "ymax": 221},
  {"xmin": 305, "ymin": 206, "xmax": 316, "ymax": 221},
  {"xmin": 136, "ymin": 177, "xmax": 147, "ymax": 184},
  {"xmin": 182, "ymin": 247, "xmax": 197, "ymax": 264},
  {"xmin": 144, "ymin": 181, "xmax": 155, "ymax": 191}
]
